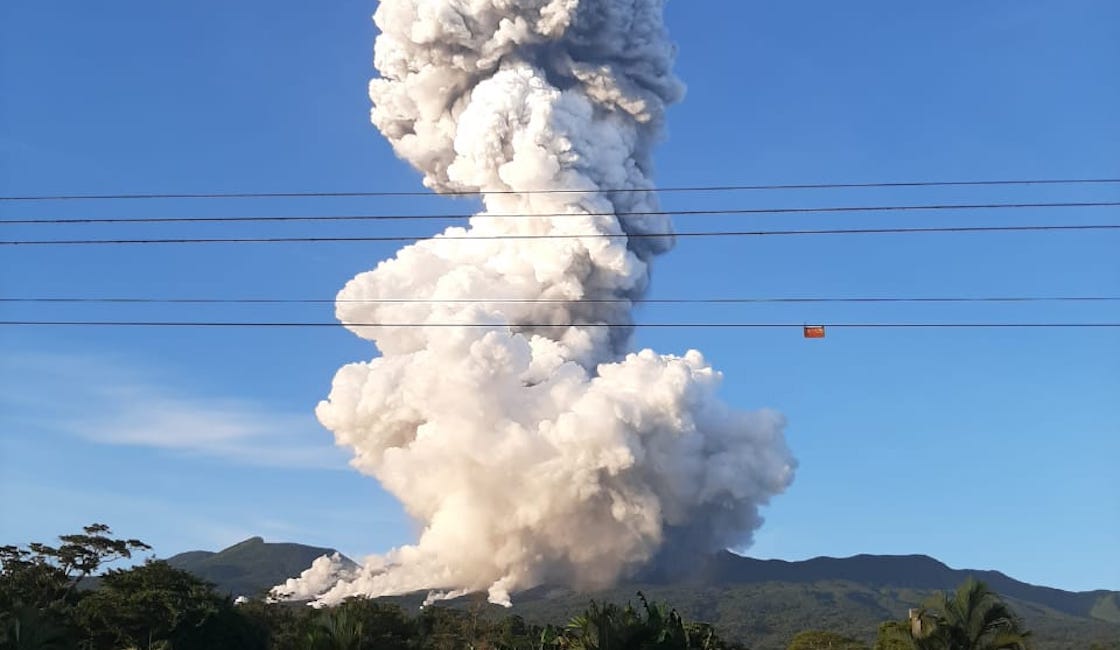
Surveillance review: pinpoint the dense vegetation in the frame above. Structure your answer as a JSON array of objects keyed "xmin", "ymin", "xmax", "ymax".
[
  {"xmin": 500, "ymin": 582, "xmax": 1120, "ymax": 650},
  {"xmin": 159, "ymin": 537, "xmax": 1120, "ymax": 647},
  {"xmin": 3, "ymin": 526, "xmax": 1118, "ymax": 650}
]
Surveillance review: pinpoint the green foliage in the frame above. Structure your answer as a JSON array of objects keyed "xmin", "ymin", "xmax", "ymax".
[
  {"xmin": 117, "ymin": 540, "xmax": 1119, "ymax": 649},
  {"xmin": 72, "ymin": 559, "xmax": 266, "ymax": 650},
  {"xmin": 0, "ymin": 603, "xmax": 73, "ymax": 650},
  {"xmin": 560, "ymin": 593, "xmax": 742, "ymax": 650},
  {"xmin": 0, "ymin": 523, "xmax": 149, "ymax": 613},
  {"xmin": 37, "ymin": 524, "xmax": 150, "ymax": 590},
  {"xmin": 4, "ymin": 526, "xmax": 1119, "ymax": 650},
  {"xmin": 788, "ymin": 630, "xmax": 869, "ymax": 650},
  {"xmin": 232, "ymin": 592, "xmax": 743, "ymax": 650},
  {"xmin": 496, "ymin": 577, "xmax": 1120, "ymax": 650},
  {"xmin": 305, "ymin": 606, "xmax": 364, "ymax": 650},
  {"xmin": 873, "ymin": 621, "xmax": 917, "ymax": 650},
  {"xmin": 928, "ymin": 579, "xmax": 1032, "ymax": 649},
  {"xmin": 236, "ymin": 599, "xmax": 308, "ymax": 650},
  {"xmin": 338, "ymin": 600, "xmax": 415, "ymax": 650},
  {"xmin": 1, "ymin": 526, "xmax": 271, "ymax": 650},
  {"xmin": 1, "ymin": 523, "xmax": 153, "ymax": 649},
  {"xmin": 290, "ymin": 600, "xmax": 419, "ymax": 650},
  {"xmin": 874, "ymin": 580, "xmax": 1032, "ymax": 650},
  {"xmin": 1088, "ymin": 593, "xmax": 1120, "ymax": 624},
  {"xmin": 0, "ymin": 552, "xmax": 67, "ymax": 616}
]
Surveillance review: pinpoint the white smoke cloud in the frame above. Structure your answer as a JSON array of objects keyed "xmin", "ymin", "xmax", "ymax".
[
  {"xmin": 273, "ymin": 0, "xmax": 795, "ymax": 607},
  {"xmin": 271, "ymin": 553, "xmax": 361, "ymax": 604}
]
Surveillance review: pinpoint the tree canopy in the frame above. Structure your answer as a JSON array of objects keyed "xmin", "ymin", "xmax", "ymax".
[
  {"xmin": 874, "ymin": 579, "xmax": 1032, "ymax": 650},
  {"xmin": 2, "ymin": 526, "xmax": 1056, "ymax": 650}
]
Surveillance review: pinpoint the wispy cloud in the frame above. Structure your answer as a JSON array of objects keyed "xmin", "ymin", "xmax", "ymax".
[
  {"xmin": 0, "ymin": 352, "xmax": 348, "ymax": 470},
  {"xmin": 0, "ymin": 479, "xmax": 288, "ymax": 559}
]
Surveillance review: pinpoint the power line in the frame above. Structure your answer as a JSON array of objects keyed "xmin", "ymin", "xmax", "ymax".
[
  {"xmin": 0, "ymin": 321, "xmax": 1114, "ymax": 329},
  {"xmin": 2, "ymin": 224, "xmax": 1116, "ymax": 246},
  {"xmin": 3, "ymin": 177, "xmax": 1119, "ymax": 202},
  {"xmin": 2, "ymin": 296, "xmax": 1115, "ymax": 305},
  {"xmin": 5, "ymin": 200, "xmax": 1117, "ymax": 226}
]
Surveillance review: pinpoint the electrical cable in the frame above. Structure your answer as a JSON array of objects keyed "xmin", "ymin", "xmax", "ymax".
[
  {"xmin": 3, "ymin": 177, "xmax": 1118, "ymax": 202},
  {"xmin": 3, "ymin": 224, "xmax": 1115, "ymax": 246},
  {"xmin": 1, "ymin": 296, "xmax": 1115, "ymax": 305},
  {"xmin": 3, "ymin": 200, "xmax": 1117, "ymax": 226},
  {"xmin": 0, "ymin": 321, "xmax": 1114, "ymax": 329}
]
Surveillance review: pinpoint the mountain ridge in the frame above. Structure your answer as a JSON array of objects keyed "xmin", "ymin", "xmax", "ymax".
[
  {"xmin": 653, "ymin": 550, "xmax": 1119, "ymax": 622},
  {"xmin": 164, "ymin": 536, "xmax": 354, "ymax": 599},
  {"xmin": 162, "ymin": 538, "xmax": 1120, "ymax": 649}
]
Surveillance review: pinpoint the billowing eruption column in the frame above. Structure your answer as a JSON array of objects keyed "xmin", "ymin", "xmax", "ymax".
[{"xmin": 275, "ymin": 0, "xmax": 796, "ymax": 607}]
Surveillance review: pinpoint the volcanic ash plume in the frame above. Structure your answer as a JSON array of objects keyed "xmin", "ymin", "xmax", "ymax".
[{"xmin": 273, "ymin": 0, "xmax": 796, "ymax": 607}]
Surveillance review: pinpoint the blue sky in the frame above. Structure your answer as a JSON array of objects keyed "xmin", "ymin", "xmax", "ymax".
[{"xmin": 1, "ymin": 1, "xmax": 1117, "ymax": 592}]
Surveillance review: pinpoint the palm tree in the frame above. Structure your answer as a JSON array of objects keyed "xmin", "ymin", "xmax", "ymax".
[
  {"xmin": 926, "ymin": 579, "xmax": 1031, "ymax": 650},
  {"xmin": 877, "ymin": 580, "xmax": 1032, "ymax": 650},
  {"xmin": 634, "ymin": 594, "xmax": 691, "ymax": 649},
  {"xmin": 305, "ymin": 607, "xmax": 365, "ymax": 650},
  {"xmin": 565, "ymin": 599, "xmax": 626, "ymax": 649},
  {"xmin": 564, "ymin": 594, "xmax": 694, "ymax": 650}
]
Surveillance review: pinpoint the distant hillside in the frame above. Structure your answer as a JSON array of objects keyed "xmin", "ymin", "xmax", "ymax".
[
  {"xmin": 640, "ymin": 551, "xmax": 1120, "ymax": 624},
  {"xmin": 165, "ymin": 536, "xmax": 353, "ymax": 598},
  {"xmin": 502, "ymin": 580, "xmax": 1119, "ymax": 650},
  {"xmin": 384, "ymin": 552, "xmax": 1120, "ymax": 650},
  {"xmin": 164, "ymin": 541, "xmax": 1119, "ymax": 649}
]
